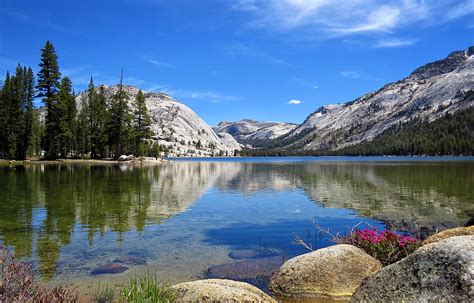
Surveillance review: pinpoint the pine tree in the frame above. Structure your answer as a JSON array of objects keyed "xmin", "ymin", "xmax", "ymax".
[
  {"xmin": 92, "ymin": 86, "xmax": 109, "ymax": 158},
  {"xmin": 108, "ymin": 69, "xmax": 131, "ymax": 158},
  {"xmin": 77, "ymin": 94, "xmax": 90, "ymax": 157},
  {"xmin": 36, "ymin": 41, "xmax": 61, "ymax": 159},
  {"xmin": 132, "ymin": 89, "xmax": 152, "ymax": 156},
  {"xmin": 57, "ymin": 77, "xmax": 76, "ymax": 157},
  {"xmin": 17, "ymin": 67, "xmax": 35, "ymax": 159},
  {"xmin": 0, "ymin": 72, "xmax": 12, "ymax": 158}
]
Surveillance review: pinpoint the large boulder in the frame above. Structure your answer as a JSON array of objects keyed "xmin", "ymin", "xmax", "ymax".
[
  {"xmin": 172, "ymin": 279, "xmax": 276, "ymax": 303},
  {"xmin": 269, "ymin": 244, "xmax": 382, "ymax": 299},
  {"xmin": 422, "ymin": 226, "xmax": 474, "ymax": 245},
  {"xmin": 351, "ymin": 235, "xmax": 474, "ymax": 302}
]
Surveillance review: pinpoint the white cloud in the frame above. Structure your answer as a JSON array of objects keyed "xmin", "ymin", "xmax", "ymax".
[
  {"xmin": 288, "ymin": 99, "xmax": 302, "ymax": 105},
  {"xmin": 232, "ymin": 0, "xmax": 474, "ymax": 39},
  {"xmin": 142, "ymin": 56, "xmax": 171, "ymax": 67},
  {"xmin": 341, "ymin": 71, "xmax": 361, "ymax": 79},
  {"xmin": 313, "ymin": 85, "xmax": 318, "ymax": 89},
  {"xmin": 373, "ymin": 38, "xmax": 417, "ymax": 48}
]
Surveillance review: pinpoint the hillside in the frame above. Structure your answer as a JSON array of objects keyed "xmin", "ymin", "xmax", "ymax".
[
  {"xmin": 214, "ymin": 119, "xmax": 297, "ymax": 146},
  {"xmin": 266, "ymin": 46, "xmax": 474, "ymax": 153},
  {"xmin": 76, "ymin": 85, "xmax": 241, "ymax": 157}
]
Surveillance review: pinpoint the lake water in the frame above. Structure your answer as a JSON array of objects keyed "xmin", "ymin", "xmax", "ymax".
[{"xmin": 0, "ymin": 157, "xmax": 473, "ymax": 298}]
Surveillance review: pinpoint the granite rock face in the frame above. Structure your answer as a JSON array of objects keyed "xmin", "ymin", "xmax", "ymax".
[
  {"xmin": 215, "ymin": 119, "xmax": 297, "ymax": 145},
  {"xmin": 172, "ymin": 279, "xmax": 277, "ymax": 303},
  {"xmin": 351, "ymin": 236, "xmax": 474, "ymax": 302},
  {"xmin": 269, "ymin": 244, "xmax": 382, "ymax": 298},
  {"xmin": 422, "ymin": 226, "xmax": 474, "ymax": 245},
  {"xmin": 76, "ymin": 85, "xmax": 241, "ymax": 157},
  {"xmin": 277, "ymin": 46, "xmax": 474, "ymax": 151}
]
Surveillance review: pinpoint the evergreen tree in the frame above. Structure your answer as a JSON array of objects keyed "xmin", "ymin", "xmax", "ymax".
[
  {"xmin": 76, "ymin": 94, "xmax": 90, "ymax": 157},
  {"xmin": 132, "ymin": 89, "xmax": 152, "ymax": 156},
  {"xmin": 57, "ymin": 77, "xmax": 76, "ymax": 157},
  {"xmin": 88, "ymin": 79, "xmax": 109, "ymax": 158},
  {"xmin": 91, "ymin": 85, "xmax": 109, "ymax": 158},
  {"xmin": 0, "ymin": 72, "xmax": 12, "ymax": 158},
  {"xmin": 36, "ymin": 41, "xmax": 61, "ymax": 159},
  {"xmin": 19, "ymin": 67, "xmax": 35, "ymax": 159},
  {"xmin": 108, "ymin": 70, "xmax": 131, "ymax": 158}
]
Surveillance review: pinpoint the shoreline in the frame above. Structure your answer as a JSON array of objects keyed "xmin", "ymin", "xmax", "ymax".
[{"xmin": 0, "ymin": 158, "xmax": 169, "ymax": 166}]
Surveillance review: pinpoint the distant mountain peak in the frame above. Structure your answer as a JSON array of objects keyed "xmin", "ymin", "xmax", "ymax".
[{"xmin": 409, "ymin": 46, "xmax": 472, "ymax": 80}]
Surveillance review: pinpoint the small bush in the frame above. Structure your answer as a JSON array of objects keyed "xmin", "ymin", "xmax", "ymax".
[
  {"xmin": 119, "ymin": 274, "xmax": 176, "ymax": 303},
  {"xmin": 0, "ymin": 248, "xmax": 78, "ymax": 302},
  {"xmin": 337, "ymin": 228, "xmax": 420, "ymax": 266}
]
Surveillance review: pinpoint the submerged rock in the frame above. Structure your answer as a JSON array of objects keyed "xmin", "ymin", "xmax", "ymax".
[
  {"xmin": 206, "ymin": 256, "xmax": 284, "ymax": 287},
  {"xmin": 351, "ymin": 235, "xmax": 474, "ymax": 302},
  {"xmin": 172, "ymin": 279, "xmax": 277, "ymax": 303},
  {"xmin": 269, "ymin": 244, "xmax": 382, "ymax": 299},
  {"xmin": 422, "ymin": 225, "xmax": 474, "ymax": 245},
  {"xmin": 91, "ymin": 262, "xmax": 129, "ymax": 275},
  {"xmin": 112, "ymin": 255, "xmax": 147, "ymax": 266},
  {"xmin": 228, "ymin": 248, "xmax": 280, "ymax": 260}
]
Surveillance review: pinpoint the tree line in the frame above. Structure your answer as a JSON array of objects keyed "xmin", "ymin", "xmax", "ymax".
[
  {"xmin": 239, "ymin": 106, "xmax": 474, "ymax": 157},
  {"xmin": 0, "ymin": 41, "xmax": 156, "ymax": 160}
]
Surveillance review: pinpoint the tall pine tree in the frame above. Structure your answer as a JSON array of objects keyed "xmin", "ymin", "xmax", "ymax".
[
  {"xmin": 108, "ymin": 69, "xmax": 131, "ymax": 158},
  {"xmin": 57, "ymin": 77, "xmax": 76, "ymax": 157},
  {"xmin": 132, "ymin": 89, "xmax": 152, "ymax": 156},
  {"xmin": 36, "ymin": 41, "xmax": 61, "ymax": 159}
]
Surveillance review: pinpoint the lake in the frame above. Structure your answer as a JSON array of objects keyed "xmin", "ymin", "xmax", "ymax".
[{"xmin": 0, "ymin": 157, "xmax": 473, "ymax": 297}]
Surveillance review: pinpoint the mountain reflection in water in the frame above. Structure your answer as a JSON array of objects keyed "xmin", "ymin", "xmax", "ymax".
[{"xmin": 0, "ymin": 158, "xmax": 472, "ymax": 283}]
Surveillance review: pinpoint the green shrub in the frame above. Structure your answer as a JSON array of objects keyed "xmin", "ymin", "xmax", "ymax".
[{"xmin": 119, "ymin": 274, "xmax": 176, "ymax": 303}]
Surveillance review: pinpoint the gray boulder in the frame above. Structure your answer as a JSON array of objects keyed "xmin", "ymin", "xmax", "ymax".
[
  {"xmin": 172, "ymin": 279, "xmax": 276, "ymax": 302},
  {"xmin": 269, "ymin": 244, "xmax": 382, "ymax": 299},
  {"xmin": 352, "ymin": 235, "xmax": 474, "ymax": 302}
]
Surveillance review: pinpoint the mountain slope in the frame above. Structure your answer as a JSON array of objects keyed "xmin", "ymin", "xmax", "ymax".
[
  {"xmin": 274, "ymin": 46, "xmax": 474, "ymax": 152},
  {"xmin": 215, "ymin": 119, "xmax": 297, "ymax": 146},
  {"xmin": 77, "ymin": 85, "xmax": 241, "ymax": 157}
]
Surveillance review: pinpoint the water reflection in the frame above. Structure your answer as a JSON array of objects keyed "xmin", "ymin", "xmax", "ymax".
[{"xmin": 0, "ymin": 159, "xmax": 472, "ymax": 281}]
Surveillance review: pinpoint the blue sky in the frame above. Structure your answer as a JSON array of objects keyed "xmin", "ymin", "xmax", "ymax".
[{"xmin": 1, "ymin": 0, "xmax": 473, "ymax": 125}]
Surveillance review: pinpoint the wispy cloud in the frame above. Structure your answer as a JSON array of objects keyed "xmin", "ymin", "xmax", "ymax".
[
  {"xmin": 373, "ymin": 38, "xmax": 417, "ymax": 48},
  {"xmin": 221, "ymin": 42, "xmax": 290, "ymax": 66},
  {"xmin": 164, "ymin": 89, "xmax": 239, "ymax": 104},
  {"xmin": 288, "ymin": 99, "xmax": 302, "ymax": 105},
  {"xmin": 232, "ymin": 0, "xmax": 474, "ymax": 40},
  {"xmin": 341, "ymin": 70, "xmax": 361, "ymax": 79},
  {"xmin": 142, "ymin": 56, "xmax": 172, "ymax": 67}
]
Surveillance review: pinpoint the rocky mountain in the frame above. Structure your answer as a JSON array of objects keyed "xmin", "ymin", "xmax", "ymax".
[
  {"xmin": 77, "ymin": 85, "xmax": 241, "ymax": 157},
  {"xmin": 273, "ymin": 46, "xmax": 474, "ymax": 152},
  {"xmin": 214, "ymin": 119, "xmax": 297, "ymax": 146}
]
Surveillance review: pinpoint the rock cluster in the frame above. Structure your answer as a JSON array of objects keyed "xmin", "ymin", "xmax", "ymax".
[{"xmin": 351, "ymin": 235, "xmax": 474, "ymax": 302}]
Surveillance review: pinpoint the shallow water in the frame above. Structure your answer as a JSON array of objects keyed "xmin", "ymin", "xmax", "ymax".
[{"xmin": 0, "ymin": 157, "xmax": 473, "ymax": 298}]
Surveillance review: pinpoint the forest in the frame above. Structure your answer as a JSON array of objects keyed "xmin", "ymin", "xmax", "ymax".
[
  {"xmin": 239, "ymin": 106, "xmax": 474, "ymax": 157},
  {"xmin": 0, "ymin": 41, "xmax": 156, "ymax": 160}
]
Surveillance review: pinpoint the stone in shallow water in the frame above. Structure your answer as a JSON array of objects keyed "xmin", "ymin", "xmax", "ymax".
[
  {"xmin": 207, "ymin": 257, "xmax": 284, "ymax": 281},
  {"xmin": 228, "ymin": 248, "xmax": 280, "ymax": 260},
  {"xmin": 91, "ymin": 262, "xmax": 129, "ymax": 275},
  {"xmin": 112, "ymin": 255, "xmax": 147, "ymax": 265}
]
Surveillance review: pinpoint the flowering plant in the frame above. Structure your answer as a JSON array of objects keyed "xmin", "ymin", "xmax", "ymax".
[{"xmin": 337, "ymin": 228, "xmax": 420, "ymax": 266}]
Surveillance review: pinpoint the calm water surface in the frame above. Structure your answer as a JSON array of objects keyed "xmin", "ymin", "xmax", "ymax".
[{"xmin": 0, "ymin": 157, "xmax": 473, "ymax": 297}]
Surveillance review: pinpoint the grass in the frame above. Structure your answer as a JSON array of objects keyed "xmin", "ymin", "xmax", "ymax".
[
  {"xmin": 119, "ymin": 274, "xmax": 176, "ymax": 303},
  {"xmin": 92, "ymin": 282, "xmax": 116, "ymax": 303}
]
